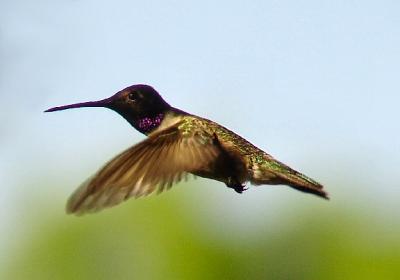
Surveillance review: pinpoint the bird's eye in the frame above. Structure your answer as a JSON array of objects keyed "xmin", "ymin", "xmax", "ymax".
[{"xmin": 128, "ymin": 92, "xmax": 137, "ymax": 101}]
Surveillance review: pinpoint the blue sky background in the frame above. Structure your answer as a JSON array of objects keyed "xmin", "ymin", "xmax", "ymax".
[{"xmin": 1, "ymin": 0, "xmax": 400, "ymax": 274}]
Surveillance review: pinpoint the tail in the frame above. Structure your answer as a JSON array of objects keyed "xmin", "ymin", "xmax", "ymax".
[{"xmin": 251, "ymin": 159, "xmax": 329, "ymax": 199}]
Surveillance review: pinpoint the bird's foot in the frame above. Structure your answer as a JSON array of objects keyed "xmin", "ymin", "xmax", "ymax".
[{"xmin": 228, "ymin": 184, "xmax": 248, "ymax": 194}]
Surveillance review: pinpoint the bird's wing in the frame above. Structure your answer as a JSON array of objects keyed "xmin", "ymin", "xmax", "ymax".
[{"xmin": 67, "ymin": 123, "xmax": 220, "ymax": 215}]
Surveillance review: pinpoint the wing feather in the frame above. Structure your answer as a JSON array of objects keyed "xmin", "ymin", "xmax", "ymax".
[{"xmin": 67, "ymin": 123, "xmax": 220, "ymax": 215}]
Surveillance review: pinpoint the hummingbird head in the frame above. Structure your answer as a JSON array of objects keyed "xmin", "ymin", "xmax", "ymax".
[{"xmin": 45, "ymin": 84, "xmax": 172, "ymax": 134}]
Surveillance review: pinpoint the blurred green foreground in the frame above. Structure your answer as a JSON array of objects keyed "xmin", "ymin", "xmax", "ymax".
[{"xmin": 3, "ymin": 181, "xmax": 400, "ymax": 280}]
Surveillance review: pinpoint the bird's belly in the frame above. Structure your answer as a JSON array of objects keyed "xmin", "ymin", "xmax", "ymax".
[
  {"xmin": 191, "ymin": 161, "xmax": 248, "ymax": 185},
  {"xmin": 191, "ymin": 170, "xmax": 229, "ymax": 184}
]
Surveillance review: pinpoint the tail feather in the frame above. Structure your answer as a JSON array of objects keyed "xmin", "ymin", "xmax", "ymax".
[
  {"xmin": 252, "ymin": 159, "xmax": 329, "ymax": 199},
  {"xmin": 276, "ymin": 171, "xmax": 329, "ymax": 199}
]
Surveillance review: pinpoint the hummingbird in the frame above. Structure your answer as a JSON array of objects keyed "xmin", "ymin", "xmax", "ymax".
[{"xmin": 45, "ymin": 84, "xmax": 328, "ymax": 215}]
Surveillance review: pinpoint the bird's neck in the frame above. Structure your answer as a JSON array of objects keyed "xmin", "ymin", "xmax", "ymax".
[
  {"xmin": 138, "ymin": 109, "xmax": 189, "ymax": 135},
  {"xmin": 132, "ymin": 113, "xmax": 165, "ymax": 135},
  {"xmin": 121, "ymin": 108, "xmax": 187, "ymax": 135}
]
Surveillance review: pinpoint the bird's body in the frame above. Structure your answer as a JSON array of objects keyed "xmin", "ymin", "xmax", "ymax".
[{"xmin": 46, "ymin": 84, "xmax": 328, "ymax": 215}]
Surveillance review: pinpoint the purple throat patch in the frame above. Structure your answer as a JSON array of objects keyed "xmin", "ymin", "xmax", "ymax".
[{"xmin": 137, "ymin": 113, "xmax": 164, "ymax": 133}]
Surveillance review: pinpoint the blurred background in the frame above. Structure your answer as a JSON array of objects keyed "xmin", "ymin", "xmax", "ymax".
[{"xmin": 1, "ymin": 0, "xmax": 400, "ymax": 279}]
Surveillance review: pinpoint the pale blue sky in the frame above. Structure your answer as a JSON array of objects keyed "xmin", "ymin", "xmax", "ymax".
[{"xmin": 1, "ymin": 0, "xmax": 400, "ymax": 259}]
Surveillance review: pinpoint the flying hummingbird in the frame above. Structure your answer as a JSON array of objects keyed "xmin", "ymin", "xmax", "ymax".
[{"xmin": 45, "ymin": 84, "xmax": 328, "ymax": 215}]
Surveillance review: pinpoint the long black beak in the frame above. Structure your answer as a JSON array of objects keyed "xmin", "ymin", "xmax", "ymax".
[{"xmin": 44, "ymin": 97, "xmax": 112, "ymax": 113}]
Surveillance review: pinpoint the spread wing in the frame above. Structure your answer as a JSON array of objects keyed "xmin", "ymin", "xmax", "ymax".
[{"xmin": 67, "ymin": 124, "xmax": 220, "ymax": 215}]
